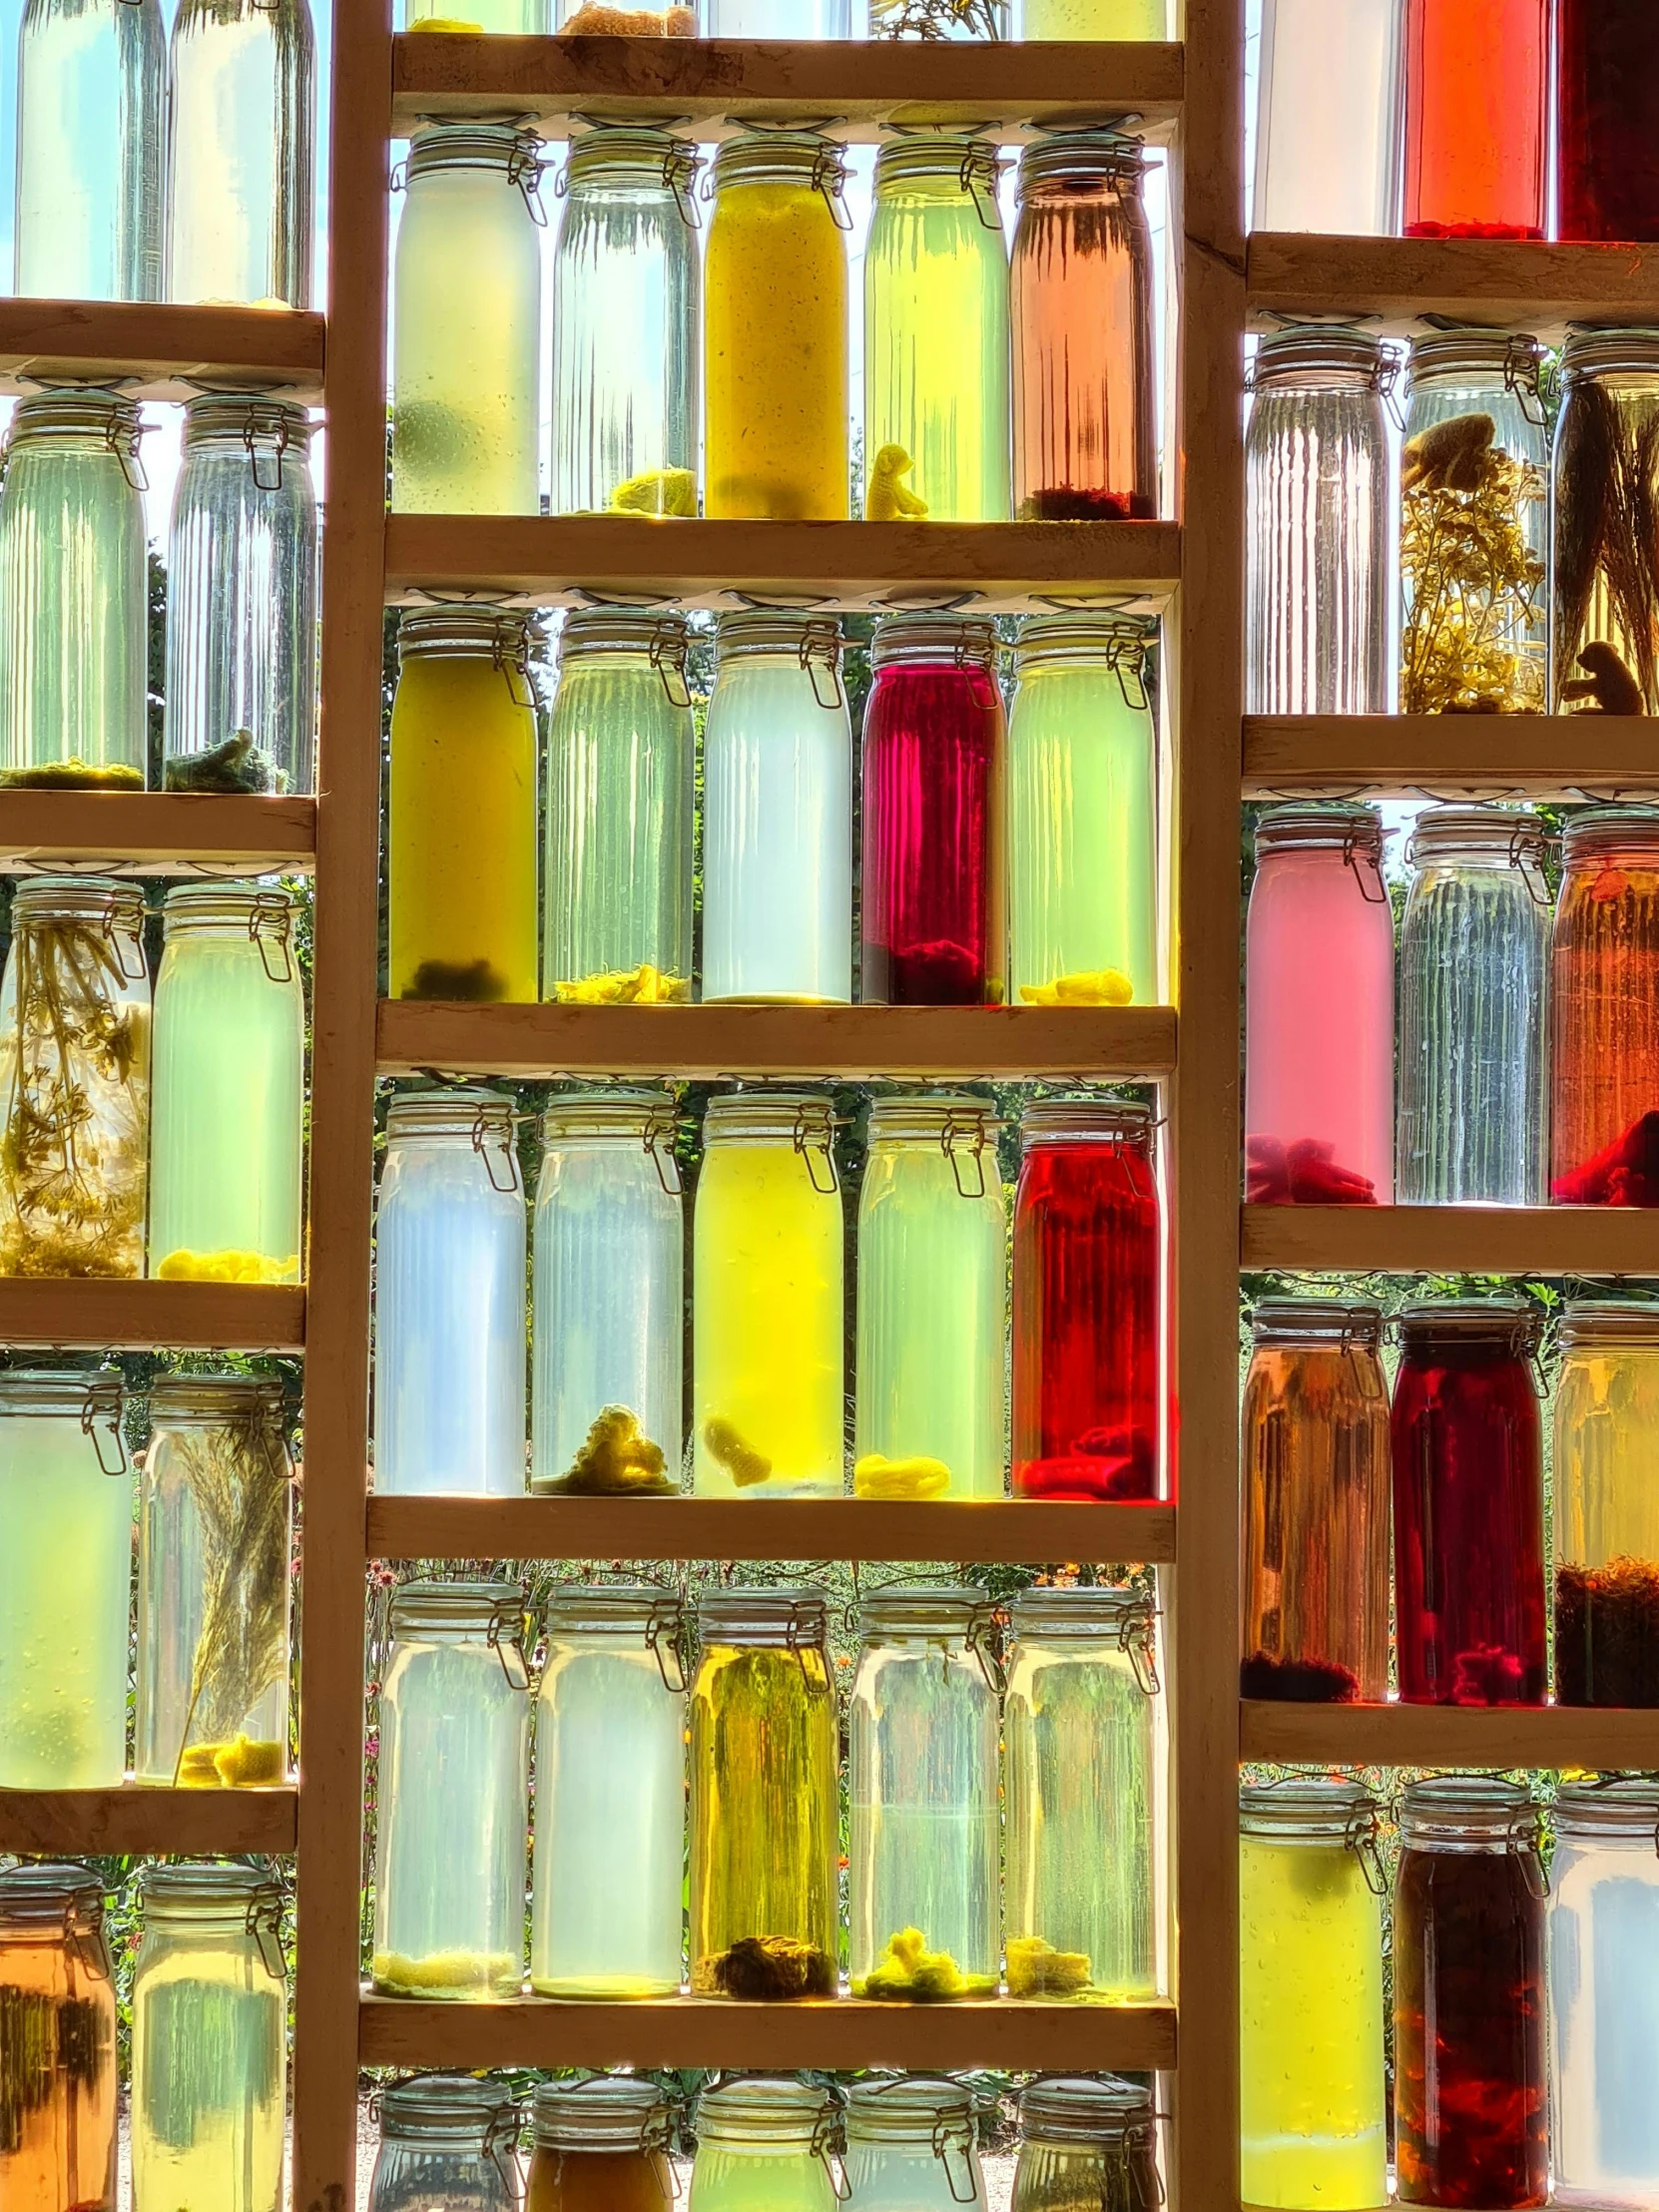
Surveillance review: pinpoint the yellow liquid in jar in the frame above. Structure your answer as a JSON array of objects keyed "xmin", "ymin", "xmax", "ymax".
[
  {"xmin": 388, "ymin": 653, "xmax": 539, "ymax": 1002},
  {"xmin": 1239, "ymin": 1835, "xmax": 1386, "ymax": 2210},
  {"xmin": 131, "ymin": 1943, "xmax": 285, "ymax": 2212}
]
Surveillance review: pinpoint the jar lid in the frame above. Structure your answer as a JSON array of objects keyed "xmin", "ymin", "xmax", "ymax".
[
  {"xmin": 1251, "ymin": 326, "xmax": 1394, "ymax": 389},
  {"xmin": 388, "ymin": 1577, "xmax": 529, "ymax": 1643},
  {"xmin": 695, "ymin": 2075, "xmax": 834, "ymax": 2142},
  {"xmin": 1249, "ymin": 1297, "xmax": 1383, "ymax": 1351},
  {"xmin": 1398, "ymin": 1775, "xmax": 1539, "ymax": 1847},
  {"xmin": 532, "ymin": 2074, "xmax": 670, "ymax": 2150},
  {"xmin": 385, "ymin": 1087, "xmax": 516, "ymax": 1144},
  {"xmin": 0, "ymin": 1862, "xmax": 106, "ymax": 1927},
  {"xmin": 557, "ymin": 608, "xmax": 691, "ymax": 665},
  {"xmin": 161, "ymin": 880, "xmax": 297, "ymax": 941},
  {"xmin": 10, "ymin": 388, "xmax": 145, "ymax": 446},
  {"xmin": 1009, "ymin": 1583, "xmax": 1153, "ymax": 1640},
  {"xmin": 857, "ymin": 1583, "xmax": 994, "ymax": 1641},
  {"xmin": 1395, "ymin": 1296, "xmax": 1541, "ymax": 1355},
  {"xmin": 378, "ymin": 2073, "xmax": 518, "ymax": 2142},
  {"xmin": 10, "ymin": 875, "xmax": 146, "ymax": 931},
  {"xmin": 714, "ymin": 611, "xmax": 844, "ymax": 666},
  {"xmin": 1561, "ymin": 804, "xmax": 1659, "ymax": 859},
  {"xmin": 1405, "ymin": 328, "xmax": 1543, "ymax": 389},
  {"xmin": 1553, "ymin": 1779, "xmax": 1659, "ymax": 1842},
  {"xmin": 406, "ymin": 121, "xmax": 542, "ymax": 178},
  {"xmin": 1017, "ymin": 130, "xmax": 1145, "ymax": 195},
  {"xmin": 1018, "ymin": 1097, "xmax": 1154, "ymax": 1149},
  {"xmin": 1254, "ymin": 802, "xmax": 1383, "ymax": 857},
  {"xmin": 843, "ymin": 2076, "xmax": 972, "ymax": 2141},
  {"xmin": 148, "ymin": 1372, "xmax": 287, "ymax": 1426},
  {"xmin": 869, "ymin": 613, "xmax": 998, "ymax": 673},
  {"xmin": 1239, "ymin": 1775, "xmax": 1378, "ymax": 1842},
  {"xmin": 564, "ymin": 127, "xmax": 701, "ymax": 200},
  {"xmin": 140, "ymin": 1861, "xmax": 283, "ymax": 1914},
  {"xmin": 703, "ymin": 1090, "xmax": 835, "ymax": 1149},
  {"xmin": 542, "ymin": 1089, "xmax": 680, "ymax": 1147},
  {"xmin": 0, "ymin": 1366, "xmax": 124, "ymax": 1422},
  {"xmin": 1559, "ymin": 1298, "xmax": 1659, "ymax": 1351},
  {"xmin": 697, "ymin": 1587, "xmax": 830, "ymax": 1647},
  {"xmin": 874, "ymin": 136, "xmax": 1002, "ymax": 201},
  {"xmin": 711, "ymin": 131, "xmax": 847, "ymax": 197},
  {"xmin": 1405, "ymin": 806, "xmax": 1546, "ymax": 867},
  {"xmin": 1560, "ymin": 325, "xmax": 1659, "ymax": 382},
  {"xmin": 1017, "ymin": 2076, "xmax": 1154, "ymax": 2142},
  {"xmin": 1012, "ymin": 613, "xmax": 1155, "ymax": 676},
  {"xmin": 397, "ymin": 605, "xmax": 535, "ymax": 669},
  {"xmin": 544, "ymin": 1582, "xmax": 686, "ymax": 1640},
  {"xmin": 183, "ymin": 393, "xmax": 313, "ymax": 448}
]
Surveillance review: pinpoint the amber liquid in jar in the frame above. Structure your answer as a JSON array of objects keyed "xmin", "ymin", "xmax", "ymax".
[
  {"xmin": 0, "ymin": 1924, "xmax": 118, "ymax": 2212},
  {"xmin": 527, "ymin": 2144, "xmax": 674, "ymax": 2212}
]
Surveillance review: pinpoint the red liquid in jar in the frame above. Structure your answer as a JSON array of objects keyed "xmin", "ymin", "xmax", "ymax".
[
  {"xmin": 1557, "ymin": 0, "xmax": 1659, "ymax": 243},
  {"xmin": 1402, "ymin": 0, "xmax": 1546, "ymax": 239}
]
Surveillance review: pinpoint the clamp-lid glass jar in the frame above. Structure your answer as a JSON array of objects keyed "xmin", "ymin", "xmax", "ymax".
[
  {"xmin": 0, "ymin": 1861, "xmax": 118, "ymax": 2211},
  {"xmin": 843, "ymin": 2078, "xmax": 986, "ymax": 2211},
  {"xmin": 367, "ymin": 2073, "xmax": 521, "ymax": 2212},
  {"xmin": 689, "ymin": 2078, "xmax": 841, "ymax": 2212},
  {"xmin": 1010, "ymin": 2077, "xmax": 1160, "ymax": 2212},
  {"xmin": 529, "ymin": 2076, "xmax": 675, "ymax": 2212},
  {"xmin": 1554, "ymin": 1299, "xmax": 1659, "ymax": 1707}
]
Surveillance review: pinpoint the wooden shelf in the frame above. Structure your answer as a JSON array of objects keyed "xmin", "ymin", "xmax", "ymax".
[
  {"xmin": 377, "ymin": 998, "xmax": 1177, "ymax": 1080},
  {"xmin": 392, "ymin": 31, "xmax": 1185, "ymax": 138},
  {"xmin": 1241, "ymin": 1204, "xmax": 1659, "ymax": 1279},
  {"xmin": 1247, "ymin": 233, "xmax": 1659, "ymax": 336},
  {"xmin": 0, "ymin": 1785, "xmax": 299, "ymax": 1855},
  {"xmin": 367, "ymin": 1494, "xmax": 1176, "ymax": 1564},
  {"xmin": 0, "ymin": 792, "xmax": 316, "ymax": 876},
  {"xmin": 0, "ymin": 298, "xmax": 325, "ymax": 403},
  {"xmin": 1244, "ymin": 715, "xmax": 1659, "ymax": 803},
  {"xmin": 383, "ymin": 515, "xmax": 1180, "ymax": 613},
  {"xmin": 1242, "ymin": 1699, "xmax": 1659, "ymax": 1771},
  {"xmin": 359, "ymin": 1993, "xmax": 1178, "ymax": 2072},
  {"xmin": 0, "ymin": 1279, "xmax": 305, "ymax": 1351}
]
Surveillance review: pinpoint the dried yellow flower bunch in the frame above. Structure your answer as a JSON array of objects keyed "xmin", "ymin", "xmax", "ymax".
[{"xmin": 1400, "ymin": 411, "xmax": 1546, "ymax": 716}]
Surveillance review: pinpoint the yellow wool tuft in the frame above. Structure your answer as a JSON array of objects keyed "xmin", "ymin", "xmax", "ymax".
[
  {"xmin": 853, "ymin": 1451, "xmax": 951, "ymax": 1500},
  {"xmin": 1019, "ymin": 966, "xmax": 1135, "ymax": 1007}
]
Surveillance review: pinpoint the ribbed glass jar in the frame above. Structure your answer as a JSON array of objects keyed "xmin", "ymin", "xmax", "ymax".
[
  {"xmin": 1010, "ymin": 2077, "xmax": 1160, "ymax": 2212},
  {"xmin": 860, "ymin": 615, "xmax": 1006, "ymax": 1005},
  {"xmin": 165, "ymin": 395, "xmax": 317, "ymax": 795},
  {"xmin": 1403, "ymin": 0, "xmax": 1546, "ymax": 238},
  {"xmin": 1246, "ymin": 806, "xmax": 1394, "ymax": 1205},
  {"xmin": 388, "ymin": 607, "xmax": 540, "ymax": 1004},
  {"xmin": 15, "ymin": 0, "xmax": 163, "ymax": 300},
  {"xmin": 694, "ymin": 1092, "xmax": 842, "ymax": 1497},
  {"xmin": 704, "ymin": 136, "xmax": 849, "ymax": 520},
  {"xmin": 528, "ymin": 2077, "xmax": 675, "ymax": 2212},
  {"xmin": 863, "ymin": 139, "xmax": 1009, "ymax": 523},
  {"xmin": 1011, "ymin": 134, "xmax": 1155, "ymax": 522},
  {"xmin": 1554, "ymin": 1300, "xmax": 1659, "ymax": 1707},
  {"xmin": 367, "ymin": 2075, "xmax": 520, "ymax": 2212},
  {"xmin": 1254, "ymin": 0, "xmax": 1401, "ymax": 233},
  {"xmin": 1553, "ymin": 334, "xmax": 1659, "ymax": 716},
  {"xmin": 702, "ymin": 616, "xmax": 852, "ymax": 1004},
  {"xmin": 372, "ymin": 1579, "xmax": 530, "ymax": 2000},
  {"xmin": 1012, "ymin": 1099, "xmax": 1160, "ymax": 1500},
  {"xmin": 854, "ymin": 1096, "xmax": 1005, "ymax": 1502},
  {"xmin": 1004, "ymin": 1586, "xmax": 1165, "ymax": 2000},
  {"xmin": 543, "ymin": 612, "xmax": 694, "ymax": 1003},
  {"xmin": 0, "ymin": 391, "xmax": 147, "ymax": 789},
  {"xmin": 373, "ymin": 1089, "xmax": 527, "ymax": 1498},
  {"xmin": 690, "ymin": 1590, "xmax": 837, "ymax": 1998},
  {"xmin": 0, "ymin": 1863, "xmax": 118, "ymax": 2212},
  {"xmin": 530, "ymin": 1586, "xmax": 686, "ymax": 1998},
  {"xmin": 149, "ymin": 882, "xmax": 304, "ymax": 1283},
  {"xmin": 166, "ymin": 0, "xmax": 315, "ymax": 305},
  {"xmin": 0, "ymin": 1371, "xmax": 128, "ymax": 1790},
  {"xmin": 848, "ymin": 1586, "xmax": 999, "ymax": 2000},
  {"xmin": 391, "ymin": 125, "xmax": 543, "ymax": 515},
  {"xmin": 1241, "ymin": 1299, "xmax": 1390, "ymax": 1703},
  {"xmin": 552, "ymin": 132, "xmax": 700, "ymax": 517},
  {"xmin": 1396, "ymin": 807, "xmax": 1550, "ymax": 1205},
  {"xmin": 1239, "ymin": 1780, "xmax": 1386, "ymax": 2212},
  {"xmin": 689, "ymin": 2079, "xmax": 839, "ymax": 2212},
  {"xmin": 1008, "ymin": 615, "xmax": 1158, "ymax": 1007},
  {"xmin": 0, "ymin": 877, "xmax": 149, "ymax": 1280},
  {"xmin": 1551, "ymin": 808, "xmax": 1659, "ymax": 1204},
  {"xmin": 843, "ymin": 2079, "xmax": 986, "ymax": 2211},
  {"xmin": 1557, "ymin": 2, "xmax": 1659, "ymax": 245},
  {"xmin": 135, "ymin": 1374, "xmax": 291, "ymax": 1789}
]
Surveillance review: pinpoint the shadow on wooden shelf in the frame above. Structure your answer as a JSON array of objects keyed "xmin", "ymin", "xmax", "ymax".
[
  {"xmin": 0, "ymin": 792, "xmax": 316, "ymax": 876},
  {"xmin": 0, "ymin": 1785, "xmax": 299, "ymax": 1855},
  {"xmin": 0, "ymin": 1279, "xmax": 305, "ymax": 1351},
  {"xmin": 0, "ymin": 298, "xmax": 326, "ymax": 403},
  {"xmin": 1243, "ymin": 715, "xmax": 1659, "ymax": 804},
  {"xmin": 1241, "ymin": 1204, "xmax": 1659, "ymax": 1279},
  {"xmin": 1242, "ymin": 1699, "xmax": 1659, "ymax": 1771},
  {"xmin": 1247, "ymin": 233, "xmax": 1659, "ymax": 336}
]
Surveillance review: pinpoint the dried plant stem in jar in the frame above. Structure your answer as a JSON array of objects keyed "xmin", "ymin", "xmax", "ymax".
[
  {"xmin": 1400, "ymin": 414, "xmax": 1545, "ymax": 712},
  {"xmin": 1553, "ymin": 337, "xmax": 1659, "ymax": 716}
]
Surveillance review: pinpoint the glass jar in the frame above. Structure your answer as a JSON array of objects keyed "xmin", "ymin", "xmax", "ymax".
[
  {"xmin": 551, "ymin": 131, "xmax": 700, "ymax": 518},
  {"xmin": 1011, "ymin": 134, "xmax": 1155, "ymax": 522},
  {"xmin": 1396, "ymin": 807, "xmax": 1551, "ymax": 1204},
  {"xmin": 388, "ymin": 607, "xmax": 540, "ymax": 1004},
  {"xmin": 1552, "ymin": 808, "xmax": 1659, "ymax": 1203},
  {"xmin": 1016, "ymin": 0, "xmax": 1163, "ymax": 33},
  {"xmin": 528, "ymin": 2077, "xmax": 675, "ymax": 2212},
  {"xmin": 0, "ymin": 878, "xmax": 149, "ymax": 1279},
  {"xmin": 1554, "ymin": 334, "xmax": 1659, "ymax": 716},
  {"xmin": 1557, "ymin": 2, "xmax": 1659, "ymax": 244},
  {"xmin": 1010, "ymin": 2078, "xmax": 1160, "ymax": 2212},
  {"xmin": 530, "ymin": 1585, "xmax": 686, "ymax": 1998},
  {"xmin": 1394, "ymin": 1778, "xmax": 1548, "ymax": 2210},
  {"xmin": 166, "ymin": 0, "xmax": 315, "ymax": 306},
  {"xmin": 372, "ymin": 1579, "xmax": 531, "ymax": 1999},
  {"xmin": 531, "ymin": 1092, "xmax": 683, "ymax": 1495},
  {"xmin": 1403, "ymin": 0, "xmax": 1546, "ymax": 237},
  {"xmin": 0, "ymin": 1370, "xmax": 128, "ymax": 1789},
  {"xmin": 0, "ymin": 391, "xmax": 147, "ymax": 789},
  {"xmin": 870, "ymin": 0, "xmax": 1006, "ymax": 42},
  {"xmin": 132, "ymin": 1864, "xmax": 285, "ymax": 2212},
  {"xmin": 1247, "ymin": 330, "xmax": 1393, "ymax": 713},
  {"xmin": 1554, "ymin": 1300, "xmax": 1659, "ymax": 1706},
  {"xmin": 0, "ymin": 1863, "xmax": 117, "ymax": 2212},
  {"xmin": 543, "ymin": 612, "xmax": 695, "ymax": 1003},
  {"xmin": 689, "ymin": 1589, "xmax": 837, "ymax": 1998},
  {"xmin": 854, "ymin": 1097, "xmax": 1005, "ymax": 1502},
  {"xmin": 368, "ymin": 2074, "xmax": 520, "ymax": 2212},
  {"xmin": 694, "ymin": 1093, "xmax": 842, "ymax": 1498},
  {"xmin": 1549, "ymin": 1781, "xmax": 1659, "ymax": 2209},
  {"xmin": 703, "ymin": 616, "xmax": 851, "ymax": 1004},
  {"xmin": 1003, "ymin": 1586, "xmax": 1164, "ymax": 2001},
  {"xmin": 391, "ymin": 125, "xmax": 543, "ymax": 515},
  {"xmin": 136, "ymin": 1374, "xmax": 291, "ymax": 1789},
  {"xmin": 843, "ymin": 2079, "xmax": 985, "ymax": 2211},
  {"xmin": 860, "ymin": 616, "xmax": 1006, "ymax": 1006},
  {"xmin": 1012, "ymin": 1099, "xmax": 1160, "ymax": 1500},
  {"xmin": 1241, "ymin": 1299, "xmax": 1390, "ymax": 1703},
  {"xmin": 704, "ymin": 135, "xmax": 849, "ymax": 521},
  {"xmin": 1400, "ymin": 331, "xmax": 1548, "ymax": 714},
  {"xmin": 863, "ymin": 140, "xmax": 1009, "ymax": 523},
  {"xmin": 165, "ymin": 395, "xmax": 318, "ymax": 795},
  {"xmin": 15, "ymin": 0, "xmax": 163, "ymax": 300},
  {"xmin": 149, "ymin": 882, "xmax": 304, "ymax": 1283},
  {"xmin": 1008, "ymin": 615, "xmax": 1158, "ymax": 1008},
  {"xmin": 1391, "ymin": 1299, "xmax": 1546, "ymax": 1706},
  {"xmin": 1240, "ymin": 1780, "xmax": 1386, "ymax": 2212},
  {"xmin": 690, "ymin": 2080, "xmax": 839, "ymax": 2211},
  {"xmin": 848, "ymin": 1586, "xmax": 999, "ymax": 2000},
  {"xmin": 1254, "ymin": 0, "xmax": 1401, "ymax": 234},
  {"xmin": 373, "ymin": 1089, "xmax": 527, "ymax": 1498},
  {"xmin": 704, "ymin": 0, "xmax": 848, "ymax": 51},
  {"xmin": 1246, "ymin": 806, "xmax": 1393, "ymax": 1204}
]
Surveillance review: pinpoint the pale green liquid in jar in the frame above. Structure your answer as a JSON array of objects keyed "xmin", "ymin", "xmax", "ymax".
[
  {"xmin": 689, "ymin": 2144, "xmax": 838, "ymax": 2212},
  {"xmin": 132, "ymin": 1937, "xmax": 285, "ymax": 2212},
  {"xmin": 406, "ymin": 0, "xmax": 547, "ymax": 27},
  {"xmin": 15, "ymin": 0, "xmax": 164, "ymax": 300},
  {"xmin": 1017, "ymin": 0, "xmax": 1164, "ymax": 33},
  {"xmin": 843, "ymin": 2139, "xmax": 987, "ymax": 2211}
]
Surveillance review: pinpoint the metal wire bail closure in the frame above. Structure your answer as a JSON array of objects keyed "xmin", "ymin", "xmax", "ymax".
[
  {"xmin": 797, "ymin": 617, "xmax": 845, "ymax": 709},
  {"xmin": 487, "ymin": 1605, "xmax": 532, "ymax": 1690},
  {"xmin": 1106, "ymin": 631, "xmax": 1151, "ymax": 712},
  {"xmin": 493, "ymin": 624, "xmax": 537, "ymax": 710},
  {"xmin": 793, "ymin": 1103, "xmax": 839, "ymax": 1194},
  {"xmin": 664, "ymin": 138, "xmax": 702, "ymax": 229},
  {"xmin": 1123, "ymin": 1607, "xmax": 1161, "ymax": 1696},
  {"xmin": 1344, "ymin": 824, "xmax": 1389, "ymax": 903},
  {"xmin": 105, "ymin": 408, "xmax": 149, "ymax": 492},
  {"xmin": 942, "ymin": 1106, "xmax": 989, "ymax": 1199},
  {"xmin": 650, "ymin": 619, "xmax": 694, "ymax": 708},
  {"xmin": 485, "ymin": 2104, "xmax": 525, "ymax": 2201},
  {"xmin": 510, "ymin": 137, "xmax": 549, "ymax": 224},
  {"xmin": 645, "ymin": 1110, "xmax": 684, "ymax": 1196},
  {"xmin": 243, "ymin": 404, "xmax": 292, "ymax": 492},
  {"xmin": 250, "ymin": 891, "xmax": 296, "ymax": 984},
  {"xmin": 471, "ymin": 1105, "xmax": 522, "ymax": 1196},
  {"xmin": 812, "ymin": 2109, "xmax": 851, "ymax": 2201},
  {"xmin": 1345, "ymin": 1802, "xmax": 1388, "ymax": 1896},
  {"xmin": 246, "ymin": 1888, "xmax": 287, "ymax": 1981},
  {"xmin": 813, "ymin": 142, "xmax": 853, "ymax": 230},
  {"xmin": 961, "ymin": 142, "xmax": 1005, "ymax": 231},
  {"xmin": 101, "ymin": 894, "xmax": 149, "ymax": 984},
  {"xmin": 82, "ymin": 1377, "xmax": 128, "ymax": 1477}
]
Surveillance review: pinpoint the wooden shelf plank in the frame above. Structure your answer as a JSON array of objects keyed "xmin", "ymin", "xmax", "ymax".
[
  {"xmin": 392, "ymin": 31, "xmax": 1185, "ymax": 137},
  {"xmin": 0, "ymin": 1280, "xmax": 305, "ymax": 1351},
  {"xmin": 383, "ymin": 515, "xmax": 1180, "ymax": 613},
  {"xmin": 1244, "ymin": 715, "xmax": 1659, "ymax": 803},
  {"xmin": 0, "ymin": 1785, "xmax": 298, "ymax": 1855},
  {"xmin": 377, "ymin": 999, "xmax": 1177, "ymax": 1080},
  {"xmin": 0, "ymin": 298, "xmax": 325, "ymax": 403},
  {"xmin": 1248, "ymin": 233, "xmax": 1659, "ymax": 336},
  {"xmin": 359, "ymin": 1993, "xmax": 1178, "ymax": 2072},
  {"xmin": 367, "ymin": 1495, "xmax": 1176, "ymax": 1564},
  {"xmin": 1242, "ymin": 1700, "xmax": 1659, "ymax": 1771},
  {"xmin": 1241, "ymin": 1204, "xmax": 1659, "ymax": 1278},
  {"xmin": 0, "ymin": 792, "xmax": 316, "ymax": 875}
]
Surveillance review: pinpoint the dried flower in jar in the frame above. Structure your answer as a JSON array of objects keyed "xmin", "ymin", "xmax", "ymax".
[{"xmin": 1400, "ymin": 412, "xmax": 1546, "ymax": 714}]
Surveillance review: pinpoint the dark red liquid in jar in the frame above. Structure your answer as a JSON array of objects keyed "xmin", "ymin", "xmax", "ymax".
[
  {"xmin": 1402, "ymin": 0, "xmax": 1546, "ymax": 239},
  {"xmin": 1557, "ymin": 0, "xmax": 1659, "ymax": 243},
  {"xmin": 1012, "ymin": 1129, "xmax": 1160, "ymax": 1500},
  {"xmin": 860, "ymin": 660, "xmax": 1005, "ymax": 1006}
]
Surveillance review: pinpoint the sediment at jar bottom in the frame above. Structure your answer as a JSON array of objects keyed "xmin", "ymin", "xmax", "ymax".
[
  {"xmin": 853, "ymin": 1927, "xmax": 998, "ymax": 2000},
  {"xmin": 153, "ymin": 1249, "xmax": 301, "ymax": 1284},
  {"xmin": 536, "ymin": 1404, "xmax": 674, "ymax": 1496},
  {"xmin": 693, "ymin": 1936, "xmax": 837, "ymax": 1999},
  {"xmin": 174, "ymin": 1736, "xmax": 287, "ymax": 1788},
  {"xmin": 1239, "ymin": 1651, "xmax": 1363, "ymax": 1702},
  {"xmin": 1555, "ymin": 1556, "xmax": 1659, "ymax": 1705},
  {"xmin": 0, "ymin": 761, "xmax": 145, "ymax": 790},
  {"xmin": 371, "ymin": 1948, "xmax": 520, "ymax": 1997},
  {"xmin": 1004, "ymin": 1936, "xmax": 1093, "ymax": 1998},
  {"xmin": 549, "ymin": 965, "xmax": 691, "ymax": 1005}
]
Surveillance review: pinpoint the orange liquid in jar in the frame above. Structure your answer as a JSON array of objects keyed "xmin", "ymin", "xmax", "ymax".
[
  {"xmin": 527, "ymin": 2145, "xmax": 675, "ymax": 2212},
  {"xmin": 0, "ymin": 1929, "xmax": 118, "ymax": 2212}
]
